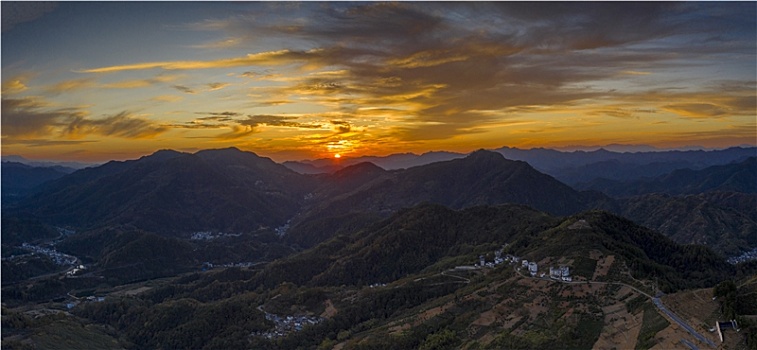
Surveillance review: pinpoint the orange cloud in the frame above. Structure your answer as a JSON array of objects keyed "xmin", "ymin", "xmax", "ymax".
[
  {"xmin": 1, "ymin": 77, "xmax": 29, "ymax": 94},
  {"xmin": 79, "ymin": 50, "xmax": 315, "ymax": 73},
  {"xmin": 151, "ymin": 95, "xmax": 183, "ymax": 103},
  {"xmin": 45, "ymin": 78, "xmax": 97, "ymax": 94}
]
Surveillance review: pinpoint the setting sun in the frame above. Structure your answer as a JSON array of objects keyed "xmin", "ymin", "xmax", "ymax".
[{"xmin": 334, "ymin": 154, "xmax": 341, "ymax": 159}]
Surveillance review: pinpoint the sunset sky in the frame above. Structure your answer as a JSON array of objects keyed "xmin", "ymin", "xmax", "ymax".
[{"xmin": 2, "ymin": 1, "xmax": 755, "ymax": 162}]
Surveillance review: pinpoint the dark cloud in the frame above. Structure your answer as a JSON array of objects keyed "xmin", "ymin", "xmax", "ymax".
[
  {"xmin": 206, "ymin": 82, "xmax": 229, "ymax": 91},
  {"xmin": 330, "ymin": 120, "xmax": 351, "ymax": 134},
  {"xmin": 64, "ymin": 111, "xmax": 167, "ymax": 139},
  {"xmin": 213, "ymin": 125, "xmax": 256, "ymax": 140},
  {"xmin": 173, "ymin": 112, "xmax": 242, "ymax": 129},
  {"xmin": 240, "ymin": 114, "xmax": 322, "ymax": 129},
  {"xmin": 172, "ymin": 85, "xmax": 196, "ymax": 94},
  {"xmin": 219, "ymin": 2, "xmax": 751, "ymax": 141},
  {"xmin": 241, "ymin": 69, "xmax": 276, "ymax": 79},
  {"xmin": 194, "ymin": 111, "xmax": 242, "ymax": 122},
  {"xmin": 1, "ymin": 98, "xmax": 69, "ymax": 137},
  {"xmin": 2, "ymin": 97, "xmax": 166, "ymax": 140},
  {"xmin": 215, "ymin": 3, "xmax": 705, "ymax": 140}
]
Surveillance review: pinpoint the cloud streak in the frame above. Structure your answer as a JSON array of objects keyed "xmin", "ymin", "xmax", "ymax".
[
  {"xmin": 2, "ymin": 97, "xmax": 167, "ymax": 140},
  {"xmin": 79, "ymin": 49, "xmax": 320, "ymax": 73}
]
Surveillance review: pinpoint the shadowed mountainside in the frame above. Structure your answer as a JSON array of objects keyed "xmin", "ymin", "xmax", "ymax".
[
  {"xmin": 12, "ymin": 148, "xmax": 318, "ymax": 234},
  {"xmin": 262, "ymin": 204, "xmax": 733, "ymax": 292},
  {"xmin": 285, "ymin": 150, "xmax": 611, "ymax": 247}
]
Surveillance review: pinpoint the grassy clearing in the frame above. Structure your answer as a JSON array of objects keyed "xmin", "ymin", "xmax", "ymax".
[{"xmin": 635, "ymin": 303, "xmax": 670, "ymax": 350}]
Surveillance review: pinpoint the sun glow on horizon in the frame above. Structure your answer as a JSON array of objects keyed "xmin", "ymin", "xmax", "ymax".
[{"xmin": 334, "ymin": 153, "xmax": 341, "ymax": 159}]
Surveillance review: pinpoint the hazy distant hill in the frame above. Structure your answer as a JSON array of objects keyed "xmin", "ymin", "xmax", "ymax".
[
  {"xmin": 494, "ymin": 146, "xmax": 756, "ymax": 175},
  {"xmin": 13, "ymin": 148, "xmax": 317, "ymax": 234},
  {"xmin": 282, "ymin": 146, "xmax": 756, "ymax": 187},
  {"xmin": 283, "ymin": 151, "xmax": 465, "ymax": 174},
  {"xmin": 553, "ymin": 159, "xmax": 697, "ymax": 186},
  {"xmin": 1, "ymin": 161, "xmax": 75, "ymax": 199},
  {"xmin": 579, "ymin": 157, "xmax": 757, "ymax": 197},
  {"xmin": 0, "ymin": 155, "xmax": 98, "ymax": 169}
]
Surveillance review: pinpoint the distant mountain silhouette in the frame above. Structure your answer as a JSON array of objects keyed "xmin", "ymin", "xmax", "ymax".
[
  {"xmin": 494, "ymin": 146, "xmax": 756, "ymax": 174},
  {"xmin": 1, "ymin": 161, "xmax": 74, "ymax": 198},
  {"xmin": 283, "ymin": 151, "xmax": 465, "ymax": 174},
  {"xmin": 580, "ymin": 157, "xmax": 757, "ymax": 197},
  {"xmin": 283, "ymin": 146, "xmax": 756, "ymax": 187},
  {"xmin": 0, "ymin": 155, "xmax": 97, "ymax": 169}
]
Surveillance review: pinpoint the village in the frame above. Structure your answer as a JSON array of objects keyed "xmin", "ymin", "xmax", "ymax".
[
  {"xmin": 201, "ymin": 261, "xmax": 264, "ymax": 270},
  {"xmin": 251, "ymin": 308, "xmax": 324, "ymax": 340},
  {"xmin": 190, "ymin": 231, "xmax": 242, "ymax": 240},
  {"xmin": 17, "ymin": 243, "xmax": 79, "ymax": 266},
  {"xmin": 456, "ymin": 246, "xmax": 573, "ymax": 282},
  {"xmin": 727, "ymin": 247, "xmax": 757, "ymax": 264}
]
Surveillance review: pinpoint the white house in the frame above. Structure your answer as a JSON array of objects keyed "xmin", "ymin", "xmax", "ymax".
[{"xmin": 528, "ymin": 262, "xmax": 538, "ymax": 276}]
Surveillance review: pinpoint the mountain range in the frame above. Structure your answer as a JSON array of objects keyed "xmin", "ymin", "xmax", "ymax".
[
  {"xmin": 284, "ymin": 146, "xmax": 756, "ymax": 186},
  {"xmin": 577, "ymin": 157, "xmax": 756, "ymax": 196},
  {"xmin": 4, "ymin": 146, "xmax": 756, "ymax": 257}
]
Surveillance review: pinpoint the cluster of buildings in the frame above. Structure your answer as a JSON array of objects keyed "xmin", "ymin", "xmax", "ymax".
[
  {"xmin": 252, "ymin": 312, "xmax": 323, "ymax": 339},
  {"xmin": 190, "ymin": 231, "xmax": 241, "ymax": 240},
  {"xmin": 65, "ymin": 295, "xmax": 106, "ymax": 310},
  {"xmin": 549, "ymin": 266, "xmax": 572, "ymax": 282},
  {"xmin": 521, "ymin": 260, "xmax": 538, "ymax": 277},
  {"xmin": 517, "ymin": 259, "xmax": 573, "ymax": 281},
  {"xmin": 464, "ymin": 246, "xmax": 574, "ymax": 282},
  {"xmin": 201, "ymin": 261, "xmax": 260, "ymax": 270},
  {"xmin": 727, "ymin": 247, "xmax": 757, "ymax": 265},
  {"xmin": 20, "ymin": 243, "xmax": 78, "ymax": 266},
  {"xmin": 475, "ymin": 248, "xmax": 518, "ymax": 269},
  {"xmin": 275, "ymin": 221, "xmax": 291, "ymax": 237}
]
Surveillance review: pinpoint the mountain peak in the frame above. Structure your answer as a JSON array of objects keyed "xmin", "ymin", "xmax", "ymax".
[
  {"xmin": 195, "ymin": 147, "xmax": 248, "ymax": 156},
  {"xmin": 333, "ymin": 162, "xmax": 386, "ymax": 178},
  {"xmin": 466, "ymin": 149, "xmax": 506, "ymax": 161},
  {"xmin": 139, "ymin": 149, "xmax": 186, "ymax": 162}
]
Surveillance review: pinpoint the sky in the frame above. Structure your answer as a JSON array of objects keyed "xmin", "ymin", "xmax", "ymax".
[{"xmin": 2, "ymin": 1, "xmax": 755, "ymax": 162}]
